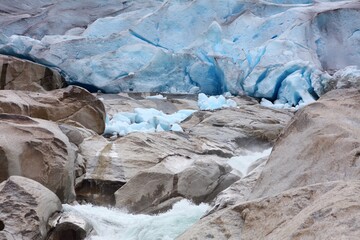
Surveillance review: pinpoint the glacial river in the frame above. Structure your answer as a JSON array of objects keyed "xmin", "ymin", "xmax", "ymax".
[{"xmin": 63, "ymin": 200, "xmax": 209, "ymax": 240}]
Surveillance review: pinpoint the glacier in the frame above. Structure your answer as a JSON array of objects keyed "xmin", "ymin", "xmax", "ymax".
[{"xmin": 0, "ymin": 0, "xmax": 359, "ymax": 106}]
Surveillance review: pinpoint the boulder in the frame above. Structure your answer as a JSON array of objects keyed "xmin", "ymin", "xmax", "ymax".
[
  {"xmin": 183, "ymin": 103, "xmax": 292, "ymax": 153},
  {"xmin": 0, "ymin": 85, "xmax": 106, "ymax": 134},
  {"xmin": 0, "ymin": 54, "xmax": 66, "ymax": 91},
  {"xmin": 59, "ymin": 124, "xmax": 96, "ymax": 146},
  {"xmin": 0, "ymin": 176, "xmax": 62, "ymax": 240},
  {"xmin": 115, "ymin": 163, "xmax": 175, "ymax": 213},
  {"xmin": 0, "ymin": 114, "xmax": 76, "ymax": 202},
  {"xmin": 178, "ymin": 181, "xmax": 360, "ymax": 240},
  {"xmin": 47, "ymin": 211, "xmax": 94, "ymax": 240},
  {"xmin": 78, "ymin": 131, "xmax": 233, "ymax": 205},
  {"xmin": 114, "ymin": 158, "xmax": 239, "ymax": 214},
  {"xmin": 250, "ymin": 89, "xmax": 360, "ymax": 199},
  {"xmin": 177, "ymin": 161, "xmax": 236, "ymax": 203},
  {"xmin": 80, "ymin": 132, "xmax": 210, "ymax": 183}
]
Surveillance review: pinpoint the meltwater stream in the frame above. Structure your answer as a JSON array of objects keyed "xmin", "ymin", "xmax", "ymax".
[{"xmin": 63, "ymin": 200, "xmax": 209, "ymax": 240}]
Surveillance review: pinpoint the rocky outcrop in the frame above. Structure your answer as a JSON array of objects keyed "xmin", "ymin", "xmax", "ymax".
[
  {"xmin": 80, "ymin": 131, "xmax": 217, "ymax": 183},
  {"xmin": 114, "ymin": 159, "xmax": 238, "ymax": 214},
  {"xmin": 0, "ymin": 114, "xmax": 76, "ymax": 202},
  {"xmin": 178, "ymin": 180, "xmax": 360, "ymax": 240},
  {"xmin": 183, "ymin": 97, "xmax": 293, "ymax": 153},
  {"xmin": 77, "ymin": 132, "xmax": 224, "ymax": 205},
  {"xmin": 0, "ymin": 54, "xmax": 66, "ymax": 91},
  {"xmin": 0, "ymin": 176, "xmax": 62, "ymax": 240},
  {"xmin": 179, "ymin": 88, "xmax": 360, "ymax": 239},
  {"xmin": 250, "ymin": 88, "xmax": 360, "ymax": 200},
  {"xmin": 0, "ymin": 85, "xmax": 106, "ymax": 134}
]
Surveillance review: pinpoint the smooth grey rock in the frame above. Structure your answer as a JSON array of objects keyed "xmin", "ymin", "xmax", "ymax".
[
  {"xmin": 0, "ymin": 85, "xmax": 106, "ymax": 134},
  {"xmin": 115, "ymin": 163, "xmax": 175, "ymax": 213},
  {"xmin": 115, "ymin": 159, "xmax": 239, "ymax": 214},
  {"xmin": 183, "ymin": 103, "xmax": 292, "ymax": 153},
  {"xmin": 250, "ymin": 88, "xmax": 360, "ymax": 200},
  {"xmin": 179, "ymin": 89, "xmax": 360, "ymax": 239},
  {"xmin": 0, "ymin": 114, "xmax": 76, "ymax": 202},
  {"xmin": 101, "ymin": 92, "xmax": 198, "ymax": 117},
  {"xmin": 178, "ymin": 181, "xmax": 360, "ymax": 240},
  {"xmin": 80, "ymin": 132, "xmax": 209, "ymax": 183}
]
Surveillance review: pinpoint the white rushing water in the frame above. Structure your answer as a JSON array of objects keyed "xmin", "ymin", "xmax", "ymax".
[
  {"xmin": 227, "ymin": 148, "xmax": 272, "ymax": 177},
  {"xmin": 63, "ymin": 200, "xmax": 209, "ymax": 240}
]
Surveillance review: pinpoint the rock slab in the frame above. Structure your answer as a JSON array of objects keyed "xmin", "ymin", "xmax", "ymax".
[
  {"xmin": 178, "ymin": 181, "xmax": 360, "ymax": 240},
  {"xmin": 0, "ymin": 85, "xmax": 106, "ymax": 134},
  {"xmin": 251, "ymin": 88, "xmax": 360, "ymax": 199}
]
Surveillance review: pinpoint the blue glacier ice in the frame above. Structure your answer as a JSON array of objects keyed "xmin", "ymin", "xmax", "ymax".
[
  {"xmin": 104, "ymin": 108, "xmax": 196, "ymax": 136},
  {"xmin": 198, "ymin": 93, "xmax": 237, "ymax": 110},
  {"xmin": 0, "ymin": 0, "xmax": 359, "ymax": 106}
]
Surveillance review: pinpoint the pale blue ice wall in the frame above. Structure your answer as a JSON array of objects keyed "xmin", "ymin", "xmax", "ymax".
[{"xmin": 0, "ymin": 0, "xmax": 359, "ymax": 106}]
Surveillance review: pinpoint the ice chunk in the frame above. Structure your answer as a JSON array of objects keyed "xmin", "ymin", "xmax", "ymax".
[
  {"xmin": 104, "ymin": 108, "xmax": 196, "ymax": 136},
  {"xmin": 198, "ymin": 93, "xmax": 237, "ymax": 111},
  {"xmin": 171, "ymin": 124, "xmax": 183, "ymax": 132}
]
